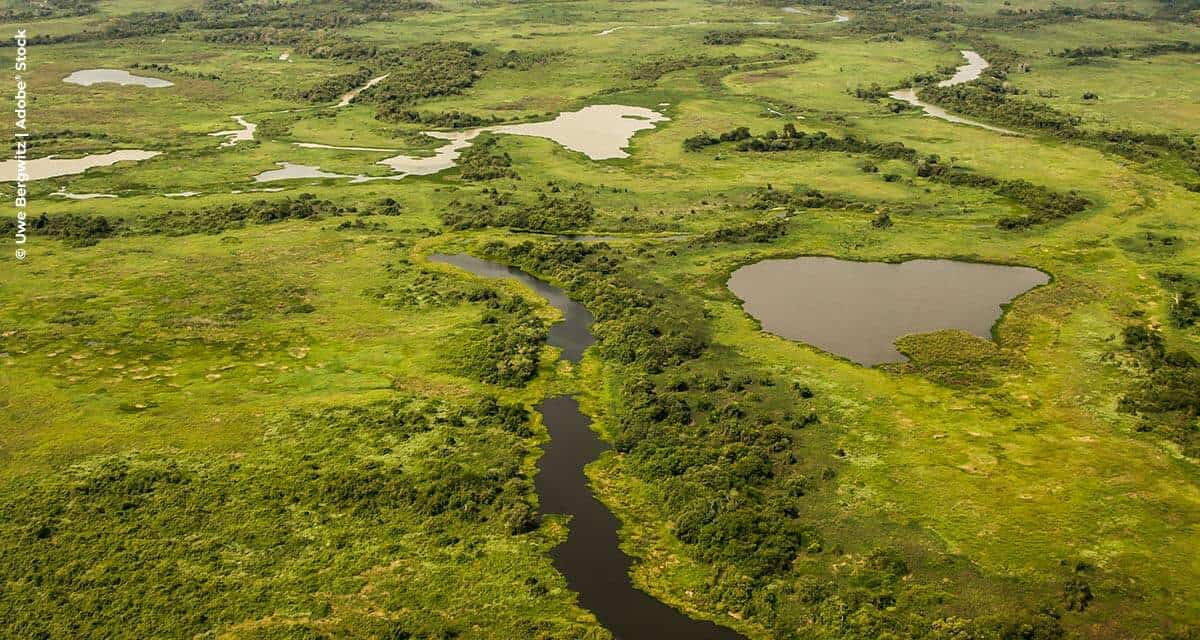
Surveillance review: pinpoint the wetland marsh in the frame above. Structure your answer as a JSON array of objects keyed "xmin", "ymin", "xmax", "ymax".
[{"xmin": 2, "ymin": 1, "xmax": 1198, "ymax": 638}]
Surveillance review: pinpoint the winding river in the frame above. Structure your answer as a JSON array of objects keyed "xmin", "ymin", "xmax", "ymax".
[
  {"xmin": 888, "ymin": 50, "xmax": 1020, "ymax": 135},
  {"xmin": 430, "ymin": 253, "xmax": 744, "ymax": 640}
]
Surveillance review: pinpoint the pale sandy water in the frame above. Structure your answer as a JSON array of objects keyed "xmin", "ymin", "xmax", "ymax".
[
  {"xmin": 295, "ymin": 142, "xmax": 398, "ymax": 152},
  {"xmin": 63, "ymin": 69, "xmax": 173, "ymax": 88},
  {"xmin": 0, "ymin": 150, "xmax": 161, "ymax": 181},
  {"xmin": 487, "ymin": 104, "xmax": 669, "ymax": 160},
  {"xmin": 270, "ymin": 105, "xmax": 669, "ymax": 183},
  {"xmin": 51, "ymin": 191, "xmax": 117, "ymax": 200},
  {"xmin": 253, "ymin": 162, "xmax": 357, "ymax": 182},
  {"xmin": 209, "ymin": 116, "xmax": 257, "ymax": 148}
]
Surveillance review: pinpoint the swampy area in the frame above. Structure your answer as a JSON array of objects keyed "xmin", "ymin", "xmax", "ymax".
[{"xmin": 0, "ymin": 1, "xmax": 1198, "ymax": 639}]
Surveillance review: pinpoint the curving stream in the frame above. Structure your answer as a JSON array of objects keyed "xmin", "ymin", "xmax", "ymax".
[
  {"xmin": 430, "ymin": 253, "xmax": 744, "ymax": 640},
  {"xmin": 888, "ymin": 50, "xmax": 1019, "ymax": 135}
]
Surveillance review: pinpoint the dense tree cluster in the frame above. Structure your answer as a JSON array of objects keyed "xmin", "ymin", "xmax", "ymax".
[
  {"xmin": 0, "ymin": 394, "xmax": 542, "ymax": 638},
  {"xmin": 7, "ymin": 213, "xmax": 119, "ymax": 247},
  {"xmin": 1158, "ymin": 271, "xmax": 1200, "ymax": 329},
  {"xmin": 701, "ymin": 26, "xmax": 813, "ymax": 45},
  {"xmin": 627, "ymin": 48, "xmax": 813, "ymax": 87},
  {"xmin": 1117, "ymin": 325, "xmax": 1200, "ymax": 457},
  {"xmin": 455, "ymin": 292, "xmax": 547, "ymax": 387},
  {"xmin": 1, "ymin": 194, "xmax": 366, "ymax": 248},
  {"xmin": 695, "ymin": 218, "xmax": 789, "ymax": 244},
  {"xmin": 748, "ymin": 184, "xmax": 878, "ymax": 212},
  {"xmin": 734, "ymin": 123, "xmax": 920, "ymax": 162},
  {"xmin": 135, "ymin": 194, "xmax": 354, "ymax": 235},
  {"xmin": 458, "ymin": 135, "xmax": 519, "ymax": 181},
  {"xmin": 369, "ymin": 42, "xmax": 485, "ymax": 116},
  {"xmin": 630, "ymin": 53, "xmax": 746, "ymax": 84},
  {"xmin": 442, "ymin": 188, "xmax": 594, "ymax": 232},
  {"xmin": 296, "ymin": 66, "xmax": 376, "ymax": 103},
  {"xmin": 683, "ymin": 126, "xmax": 751, "ymax": 151},
  {"xmin": 481, "ymin": 241, "xmax": 706, "ymax": 372},
  {"xmin": 392, "ymin": 109, "xmax": 510, "ymax": 128},
  {"xmin": 921, "ymin": 77, "xmax": 1082, "ymax": 132}
]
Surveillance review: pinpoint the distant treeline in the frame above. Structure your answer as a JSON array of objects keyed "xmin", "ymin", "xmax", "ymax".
[
  {"xmin": 0, "ymin": 0, "xmax": 96, "ymax": 20},
  {"xmin": 775, "ymin": 0, "xmax": 1151, "ymax": 39},
  {"xmin": 629, "ymin": 47, "xmax": 813, "ymax": 86},
  {"xmin": 1056, "ymin": 41, "xmax": 1200, "ymax": 60},
  {"xmin": 1, "ymin": 0, "xmax": 436, "ymax": 46}
]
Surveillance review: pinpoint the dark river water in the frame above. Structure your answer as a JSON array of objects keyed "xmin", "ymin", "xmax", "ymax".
[
  {"xmin": 430, "ymin": 253, "xmax": 745, "ymax": 640},
  {"xmin": 728, "ymin": 256, "xmax": 1049, "ymax": 366}
]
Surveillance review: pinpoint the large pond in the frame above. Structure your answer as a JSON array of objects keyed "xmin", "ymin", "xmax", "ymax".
[
  {"xmin": 430, "ymin": 253, "xmax": 744, "ymax": 640},
  {"xmin": 63, "ymin": 69, "xmax": 173, "ymax": 88},
  {"xmin": 728, "ymin": 256, "xmax": 1049, "ymax": 365}
]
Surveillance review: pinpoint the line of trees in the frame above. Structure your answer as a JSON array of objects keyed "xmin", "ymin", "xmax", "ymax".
[{"xmin": 684, "ymin": 124, "xmax": 1089, "ymax": 227}]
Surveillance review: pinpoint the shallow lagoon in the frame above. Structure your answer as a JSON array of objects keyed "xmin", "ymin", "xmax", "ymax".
[
  {"xmin": 264, "ymin": 104, "xmax": 668, "ymax": 182},
  {"xmin": 63, "ymin": 69, "xmax": 173, "ymax": 88},
  {"xmin": 728, "ymin": 256, "xmax": 1049, "ymax": 365},
  {"xmin": 0, "ymin": 150, "xmax": 161, "ymax": 182}
]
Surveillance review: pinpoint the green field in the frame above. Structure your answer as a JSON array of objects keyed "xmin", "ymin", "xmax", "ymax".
[{"xmin": 1, "ymin": 0, "xmax": 1198, "ymax": 638}]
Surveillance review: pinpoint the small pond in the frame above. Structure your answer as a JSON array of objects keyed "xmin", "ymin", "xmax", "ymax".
[{"xmin": 728, "ymin": 256, "xmax": 1049, "ymax": 365}]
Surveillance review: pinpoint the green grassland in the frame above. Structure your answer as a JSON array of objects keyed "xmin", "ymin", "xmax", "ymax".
[{"xmin": 1, "ymin": 0, "xmax": 1199, "ymax": 638}]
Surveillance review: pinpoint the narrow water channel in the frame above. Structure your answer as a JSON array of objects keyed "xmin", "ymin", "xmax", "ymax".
[{"xmin": 429, "ymin": 253, "xmax": 745, "ymax": 640}]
